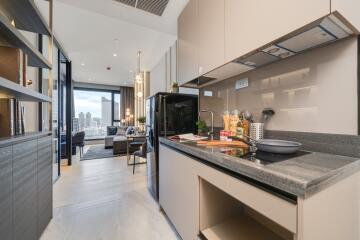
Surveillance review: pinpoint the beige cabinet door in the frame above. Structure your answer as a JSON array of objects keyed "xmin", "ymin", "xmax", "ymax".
[
  {"xmin": 177, "ymin": 0, "xmax": 199, "ymax": 86},
  {"xmin": 159, "ymin": 144, "xmax": 199, "ymax": 240},
  {"xmin": 331, "ymin": 0, "xmax": 360, "ymax": 32},
  {"xmin": 198, "ymin": 0, "xmax": 225, "ymax": 75},
  {"xmin": 225, "ymin": 0, "xmax": 330, "ymax": 62},
  {"xmin": 150, "ymin": 55, "xmax": 166, "ymax": 95}
]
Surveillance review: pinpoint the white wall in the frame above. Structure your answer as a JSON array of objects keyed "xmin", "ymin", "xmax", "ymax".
[{"xmin": 200, "ymin": 37, "xmax": 358, "ymax": 135}]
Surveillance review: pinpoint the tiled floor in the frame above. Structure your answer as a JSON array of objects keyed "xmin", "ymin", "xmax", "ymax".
[{"xmin": 40, "ymin": 146, "xmax": 179, "ymax": 240}]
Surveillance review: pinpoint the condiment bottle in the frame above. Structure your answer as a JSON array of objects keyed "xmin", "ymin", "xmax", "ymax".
[{"xmin": 222, "ymin": 110, "xmax": 230, "ymax": 131}]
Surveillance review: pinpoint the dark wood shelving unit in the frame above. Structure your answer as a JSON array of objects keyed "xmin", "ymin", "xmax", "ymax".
[
  {"xmin": 0, "ymin": 1, "xmax": 54, "ymax": 239},
  {"xmin": 0, "ymin": 0, "xmax": 51, "ymax": 36},
  {"xmin": 0, "ymin": 13, "xmax": 52, "ymax": 69},
  {"xmin": 0, "ymin": 77, "xmax": 52, "ymax": 102}
]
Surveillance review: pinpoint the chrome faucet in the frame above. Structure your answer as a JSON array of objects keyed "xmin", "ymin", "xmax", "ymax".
[{"xmin": 198, "ymin": 110, "xmax": 214, "ymax": 140}]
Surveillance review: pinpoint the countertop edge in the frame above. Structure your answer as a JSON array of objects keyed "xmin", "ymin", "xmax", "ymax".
[
  {"xmin": 0, "ymin": 132, "xmax": 52, "ymax": 147},
  {"xmin": 159, "ymin": 138, "xmax": 360, "ymax": 199}
]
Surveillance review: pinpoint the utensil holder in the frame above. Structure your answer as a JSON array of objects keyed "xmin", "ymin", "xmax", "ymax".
[{"xmin": 250, "ymin": 123, "xmax": 264, "ymax": 140}]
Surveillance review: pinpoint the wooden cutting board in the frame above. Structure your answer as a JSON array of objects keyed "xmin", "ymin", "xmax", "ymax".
[{"xmin": 197, "ymin": 140, "xmax": 248, "ymax": 147}]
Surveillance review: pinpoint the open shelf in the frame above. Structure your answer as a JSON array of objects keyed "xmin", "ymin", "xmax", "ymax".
[
  {"xmin": 200, "ymin": 214, "xmax": 284, "ymax": 240},
  {"xmin": 0, "ymin": 0, "xmax": 51, "ymax": 36},
  {"xmin": 0, "ymin": 13, "xmax": 52, "ymax": 69},
  {"xmin": 199, "ymin": 179, "xmax": 293, "ymax": 240},
  {"xmin": 0, "ymin": 77, "xmax": 52, "ymax": 102}
]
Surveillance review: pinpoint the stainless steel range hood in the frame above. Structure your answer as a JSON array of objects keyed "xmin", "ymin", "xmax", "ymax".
[{"xmin": 184, "ymin": 12, "xmax": 358, "ymax": 88}]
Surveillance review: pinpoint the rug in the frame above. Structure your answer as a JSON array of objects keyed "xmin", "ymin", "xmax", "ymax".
[{"xmin": 81, "ymin": 145, "xmax": 124, "ymax": 161}]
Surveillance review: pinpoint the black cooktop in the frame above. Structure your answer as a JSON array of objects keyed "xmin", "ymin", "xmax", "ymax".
[{"xmin": 220, "ymin": 148, "xmax": 310, "ymax": 165}]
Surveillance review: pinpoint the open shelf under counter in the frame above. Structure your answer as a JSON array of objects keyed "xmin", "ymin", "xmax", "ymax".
[
  {"xmin": 0, "ymin": 13, "xmax": 52, "ymax": 69},
  {"xmin": 199, "ymin": 214, "xmax": 285, "ymax": 240},
  {"xmin": 0, "ymin": 77, "xmax": 52, "ymax": 102},
  {"xmin": 0, "ymin": 0, "xmax": 51, "ymax": 36}
]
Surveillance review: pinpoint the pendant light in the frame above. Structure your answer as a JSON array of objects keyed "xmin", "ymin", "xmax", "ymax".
[{"xmin": 135, "ymin": 51, "xmax": 143, "ymax": 84}]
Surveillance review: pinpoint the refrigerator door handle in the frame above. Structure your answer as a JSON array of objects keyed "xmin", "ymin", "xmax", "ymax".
[{"xmin": 163, "ymin": 96, "xmax": 167, "ymax": 137}]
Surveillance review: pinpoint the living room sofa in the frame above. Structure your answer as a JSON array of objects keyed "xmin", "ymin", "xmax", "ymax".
[
  {"xmin": 104, "ymin": 126, "xmax": 144, "ymax": 155},
  {"xmin": 104, "ymin": 126, "xmax": 128, "ymax": 149}
]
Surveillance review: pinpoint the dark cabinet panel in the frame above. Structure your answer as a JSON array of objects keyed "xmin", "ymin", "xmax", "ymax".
[
  {"xmin": 37, "ymin": 136, "xmax": 52, "ymax": 236},
  {"xmin": 13, "ymin": 140, "xmax": 38, "ymax": 240},
  {"xmin": 0, "ymin": 134, "xmax": 53, "ymax": 240},
  {"xmin": 0, "ymin": 146, "xmax": 13, "ymax": 240}
]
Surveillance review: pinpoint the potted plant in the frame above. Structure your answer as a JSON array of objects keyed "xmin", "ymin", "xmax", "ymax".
[
  {"xmin": 171, "ymin": 81, "xmax": 179, "ymax": 93},
  {"xmin": 137, "ymin": 116, "xmax": 146, "ymax": 125},
  {"xmin": 137, "ymin": 116, "xmax": 146, "ymax": 133},
  {"xmin": 196, "ymin": 120, "xmax": 209, "ymax": 136}
]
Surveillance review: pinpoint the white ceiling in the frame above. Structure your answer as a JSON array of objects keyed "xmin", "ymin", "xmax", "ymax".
[{"xmin": 49, "ymin": 0, "xmax": 188, "ymax": 86}]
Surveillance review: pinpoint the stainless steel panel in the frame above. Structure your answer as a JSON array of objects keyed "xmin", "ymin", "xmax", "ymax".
[
  {"xmin": 235, "ymin": 51, "xmax": 279, "ymax": 68},
  {"xmin": 278, "ymin": 26, "xmax": 336, "ymax": 53}
]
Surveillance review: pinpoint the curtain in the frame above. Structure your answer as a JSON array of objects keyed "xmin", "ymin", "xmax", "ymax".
[{"xmin": 120, "ymin": 86, "xmax": 134, "ymax": 125}]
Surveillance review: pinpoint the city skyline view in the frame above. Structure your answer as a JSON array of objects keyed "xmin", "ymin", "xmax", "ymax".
[
  {"xmin": 74, "ymin": 90, "xmax": 120, "ymax": 139},
  {"xmin": 74, "ymin": 90, "xmax": 110, "ymax": 118}
]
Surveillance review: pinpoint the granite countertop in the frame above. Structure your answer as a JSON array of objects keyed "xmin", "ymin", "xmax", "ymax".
[
  {"xmin": 160, "ymin": 137, "xmax": 360, "ymax": 199},
  {"xmin": 0, "ymin": 131, "xmax": 52, "ymax": 148}
]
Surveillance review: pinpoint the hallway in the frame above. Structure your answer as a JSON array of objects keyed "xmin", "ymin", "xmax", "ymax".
[{"xmin": 41, "ymin": 154, "xmax": 178, "ymax": 240}]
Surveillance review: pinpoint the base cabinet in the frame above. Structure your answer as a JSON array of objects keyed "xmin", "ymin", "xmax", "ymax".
[
  {"xmin": 13, "ymin": 140, "xmax": 38, "ymax": 240},
  {"xmin": 159, "ymin": 145, "xmax": 200, "ymax": 240},
  {"xmin": 0, "ymin": 146, "xmax": 13, "ymax": 240},
  {"xmin": 37, "ymin": 137, "xmax": 53, "ymax": 236},
  {"xmin": 159, "ymin": 144, "xmax": 360, "ymax": 240},
  {"xmin": 0, "ymin": 135, "xmax": 52, "ymax": 240}
]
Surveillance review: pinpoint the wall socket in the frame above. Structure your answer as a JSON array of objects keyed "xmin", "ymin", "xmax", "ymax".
[{"xmin": 235, "ymin": 78, "xmax": 249, "ymax": 90}]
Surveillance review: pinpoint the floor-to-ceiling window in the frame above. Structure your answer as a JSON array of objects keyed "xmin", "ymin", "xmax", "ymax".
[{"xmin": 74, "ymin": 89, "xmax": 121, "ymax": 140}]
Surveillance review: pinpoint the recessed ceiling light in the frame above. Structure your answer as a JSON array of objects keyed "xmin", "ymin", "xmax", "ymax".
[
  {"xmin": 81, "ymin": 63, "xmax": 85, "ymax": 66},
  {"xmin": 113, "ymin": 53, "xmax": 117, "ymax": 57}
]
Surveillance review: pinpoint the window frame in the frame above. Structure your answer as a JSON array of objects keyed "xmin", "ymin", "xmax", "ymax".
[{"xmin": 74, "ymin": 87, "xmax": 121, "ymax": 140}]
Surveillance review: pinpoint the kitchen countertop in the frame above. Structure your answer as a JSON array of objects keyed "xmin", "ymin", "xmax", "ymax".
[{"xmin": 159, "ymin": 137, "xmax": 360, "ymax": 199}]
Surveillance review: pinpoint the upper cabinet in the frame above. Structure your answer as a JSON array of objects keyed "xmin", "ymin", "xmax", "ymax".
[
  {"xmin": 224, "ymin": 0, "xmax": 331, "ymax": 62},
  {"xmin": 331, "ymin": 0, "xmax": 360, "ymax": 31},
  {"xmin": 177, "ymin": 0, "xmax": 360, "ymax": 86},
  {"xmin": 177, "ymin": 0, "xmax": 199, "ymax": 86},
  {"xmin": 198, "ymin": 0, "xmax": 225, "ymax": 76}
]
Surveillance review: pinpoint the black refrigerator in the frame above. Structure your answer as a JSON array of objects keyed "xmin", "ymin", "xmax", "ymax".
[{"xmin": 146, "ymin": 92, "xmax": 198, "ymax": 201}]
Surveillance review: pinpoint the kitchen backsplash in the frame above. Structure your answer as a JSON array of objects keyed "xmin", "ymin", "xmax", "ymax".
[{"xmin": 199, "ymin": 37, "xmax": 358, "ymax": 135}]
